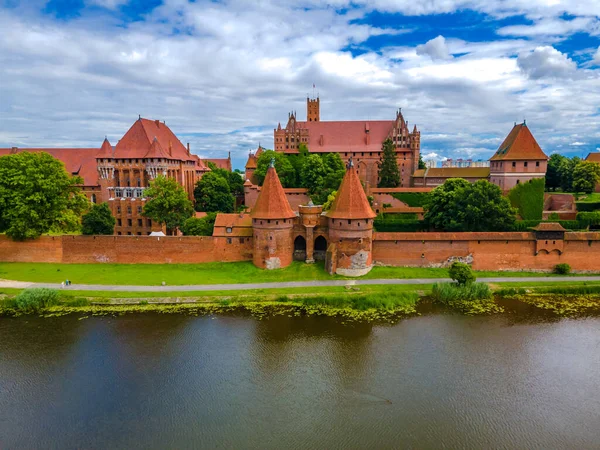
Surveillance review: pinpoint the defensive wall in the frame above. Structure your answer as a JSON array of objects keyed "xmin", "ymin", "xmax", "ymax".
[
  {"xmin": 2, "ymin": 231, "xmax": 600, "ymax": 271},
  {"xmin": 0, "ymin": 235, "xmax": 253, "ymax": 264}
]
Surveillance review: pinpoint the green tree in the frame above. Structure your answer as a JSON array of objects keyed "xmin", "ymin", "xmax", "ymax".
[
  {"xmin": 546, "ymin": 154, "xmax": 565, "ymax": 191},
  {"xmin": 300, "ymin": 153, "xmax": 327, "ymax": 192},
  {"xmin": 322, "ymin": 190, "xmax": 337, "ymax": 210},
  {"xmin": 378, "ymin": 138, "xmax": 401, "ymax": 187},
  {"xmin": 206, "ymin": 162, "xmax": 244, "ymax": 197},
  {"xmin": 573, "ymin": 160, "xmax": 600, "ymax": 194},
  {"xmin": 424, "ymin": 178, "xmax": 516, "ymax": 231},
  {"xmin": 287, "ymin": 143, "xmax": 310, "ymax": 187},
  {"xmin": 194, "ymin": 172, "xmax": 235, "ymax": 213},
  {"xmin": 558, "ymin": 156, "xmax": 580, "ymax": 192},
  {"xmin": 181, "ymin": 213, "xmax": 217, "ymax": 236},
  {"xmin": 81, "ymin": 202, "xmax": 116, "ymax": 235},
  {"xmin": 418, "ymin": 154, "xmax": 427, "ymax": 170},
  {"xmin": 143, "ymin": 175, "xmax": 194, "ymax": 235},
  {"xmin": 449, "ymin": 262, "xmax": 475, "ymax": 285},
  {"xmin": 0, "ymin": 152, "xmax": 88, "ymax": 240},
  {"xmin": 254, "ymin": 150, "xmax": 296, "ymax": 187}
]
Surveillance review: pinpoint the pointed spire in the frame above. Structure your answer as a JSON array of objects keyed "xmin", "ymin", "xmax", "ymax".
[
  {"xmin": 98, "ymin": 137, "xmax": 113, "ymax": 157},
  {"xmin": 144, "ymin": 136, "xmax": 170, "ymax": 159},
  {"xmin": 325, "ymin": 162, "xmax": 376, "ymax": 219},
  {"xmin": 413, "ymin": 124, "xmax": 418, "ymax": 133},
  {"xmin": 251, "ymin": 164, "xmax": 296, "ymax": 220}
]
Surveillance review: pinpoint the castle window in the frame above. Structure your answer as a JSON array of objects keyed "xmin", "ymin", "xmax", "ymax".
[
  {"xmin": 348, "ymin": 220, "xmax": 351, "ymax": 225},
  {"xmin": 269, "ymin": 236, "xmax": 272, "ymax": 240},
  {"xmin": 137, "ymin": 232, "xmax": 141, "ymax": 236},
  {"xmin": 127, "ymin": 219, "xmax": 132, "ymax": 226},
  {"xmin": 240, "ymin": 238, "xmax": 244, "ymax": 243},
  {"xmin": 512, "ymin": 162, "xmax": 516, "ymax": 167},
  {"xmin": 90, "ymin": 194, "xmax": 96, "ymax": 204},
  {"xmin": 118, "ymin": 232, "xmax": 122, "ymax": 235},
  {"xmin": 147, "ymin": 219, "xmax": 152, "ymax": 227},
  {"xmin": 137, "ymin": 206, "xmax": 142, "ymax": 214},
  {"xmin": 117, "ymin": 219, "xmax": 122, "ymax": 226},
  {"xmin": 227, "ymin": 238, "xmax": 232, "ymax": 244},
  {"xmin": 138, "ymin": 219, "xmax": 142, "ymax": 227},
  {"xmin": 268, "ymin": 220, "xmax": 271, "ymax": 224},
  {"xmin": 516, "ymin": 180, "xmax": 520, "ymax": 184},
  {"xmin": 127, "ymin": 232, "xmax": 132, "ymax": 235},
  {"xmin": 276, "ymin": 221, "xmax": 279, "ymax": 225},
  {"xmin": 536, "ymin": 161, "xmax": 540, "ymax": 167},
  {"xmin": 524, "ymin": 161, "xmax": 528, "ymax": 167},
  {"xmin": 117, "ymin": 206, "xmax": 121, "ymax": 214},
  {"xmin": 127, "ymin": 206, "xmax": 132, "ymax": 214},
  {"xmin": 226, "ymin": 227, "xmax": 232, "ymax": 233}
]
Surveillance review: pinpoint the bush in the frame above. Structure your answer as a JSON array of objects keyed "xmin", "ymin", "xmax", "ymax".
[
  {"xmin": 181, "ymin": 213, "xmax": 217, "ymax": 236},
  {"xmin": 576, "ymin": 212, "xmax": 600, "ymax": 227},
  {"xmin": 430, "ymin": 282, "xmax": 497, "ymax": 314},
  {"xmin": 448, "ymin": 262, "xmax": 475, "ymax": 285},
  {"xmin": 508, "ymin": 178, "xmax": 545, "ymax": 220},
  {"xmin": 554, "ymin": 263, "xmax": 571, "ymax": 275},
  {"xmin": 81, "ymin": 203, "xmax": 116, "ymax": 235},
  {"xmin": 575, "ymin": 201, "xmax": 600, "ymax": 212},
  {"xmin": 512, "ymin": 220, "xmax": 542, "ymax": 231},
  {"xmin": 15, "ymin": 288, "xmax": 60, "ymax": 313}
]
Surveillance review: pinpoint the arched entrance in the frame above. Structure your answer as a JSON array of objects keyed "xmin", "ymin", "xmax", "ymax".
[
  {"xmin": 314, "ymin": 236, "xmax": 327, "ymax": 261},
  {"xmin": 293, "ymin": 236, "xmax": 307, "ymax": 261}
]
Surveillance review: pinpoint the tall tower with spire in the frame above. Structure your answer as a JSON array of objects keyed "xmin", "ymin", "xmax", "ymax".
[
  {"xmin": 307, "ymin": 96, "xmax": 320, "ymax": 122},
  {"xmin": 250, "ymin": 160, "xmax": 297, "ymax": 269},
  {"xmin": 324, "ymin": 158, "xmax": 377, "ymax": 276}
]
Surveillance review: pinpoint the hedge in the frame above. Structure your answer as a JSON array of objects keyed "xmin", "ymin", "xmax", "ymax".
[
  {"xmin": 575, "ymin": 202, "xmax": 600, "ymax": 212},
  {"xmin": 508, "ymin": 178, "xmax": 545, "ymax": 220},
  {"xmin": 377, "ymin": 213, "xmax": 418, "ymax": 221},
  {"xmin": 512, "ymin": 220, "xmax": 585, "ymax": 231},
  {"xmin": 374, "ymin": 219, "xmax": 425, "ymax": 232},
  {"xmin": 576, "ymin": 212, "xmax": 600, "ymax": 226},
  {"xmin": 390, "ymin": 192, "xmax": 431, "ymax": 207}
]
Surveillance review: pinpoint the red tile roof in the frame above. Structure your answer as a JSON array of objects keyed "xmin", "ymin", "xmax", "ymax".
[
  {"xmin": 296, "ymin": 120, "xmax": 396, "ymax": 153},
  {"xmin": 586, "ymin": 153, "xmax": 600, "ymax": 162},
  {"xmin": 490, "ymin": 123, "xmax": 548, "ymax": 161},
  {"xmin": 205, "ymin": 157, "xmax": 232, "ymax": 171},
  {"xmin": 325, "ymin": 163, "xmax": 377, "ymax": 219},
  {"xmin": 213, "ymin": 213, "xmax": 253, "ymax": 236},
  {"xmin": 0, "ymin": 147, "xmax": 100, "ymax": 186},
  {"xmin": 412, "ymin": 167, "xmax": 491, "ymax": 178},
  {"xmin": 531, "ymin": 222, "xmax": 566, "ymax": 232},
  {"xmin": 97, "ymin": 138, "xmax": 113, "ymax": 158},
  {"xmin": 114, "ymin": 118, "xmax": 194, "ymax": 161},
  {"xmin": 251, "ymin": 165, "xmax": 296, "ymax": 219}
]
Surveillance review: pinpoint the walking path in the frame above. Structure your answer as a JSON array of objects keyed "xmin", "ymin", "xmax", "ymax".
[{"xmin": 2, "ymin": 276, "xmax": 600, "ymax": 292}]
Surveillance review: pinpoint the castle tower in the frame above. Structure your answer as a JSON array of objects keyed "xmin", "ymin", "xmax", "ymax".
[
  {"xmin": 324, "ymin": 158, "xmax": 377, "ymax": 276},
  {"xmin": 251, "ymin": 160, "xmax": 297, "ymax": 269},
  {"xmin": 489, "ymin": 122, "xmax": 548, "ymax": 191},
  {"xmin": 307, "ymin": 96, "xmax": 320, "ymax": 122},
  {"xmin": 96, "ymin": 137, "xmax": 114, "ymax": 203}
]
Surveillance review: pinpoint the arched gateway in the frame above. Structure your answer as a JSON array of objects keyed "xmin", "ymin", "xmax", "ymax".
[
  {"xmin": 294, "ymin": 236, "xmax": 307, "ymax": 261},
  {"xmin": 314, "ymin": 236, "xmax": 327, "ymax": 261}
]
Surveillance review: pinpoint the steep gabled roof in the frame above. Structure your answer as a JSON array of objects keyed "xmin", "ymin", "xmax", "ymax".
[
  {"xmin": 586, "ymin": 153, "xmax": 600, "ymax": 162},
  {"xmin": 325, "ymin": 162, "xmax": 377, "ymax": 219},
  {"xmin": 144, "ymin": 137, "xmax": 171, "ymax": 159},
  {"xmin": 205, "ymin": 156, "xmax": 232, "ymax": 171},
  {"xmin": 490, "ymin": 123, "xmax": 548, "ymax": 161},
  {"xmin": 0, "ymin": 147, "xmax": 100, "ymax": 186},
  {"xmin": 297, "ymin": 120, "xmax": 397, "ymax": 153},
  {"xmin": 114, "ymin": 118, "xmax": 194, "ymax": 161},
  {"xmin": 250, "ymin": 164, "xmax": 296, "ymax": 219},
  {"xmin": 531, "ymin": 222, "xmax": 566, "ymax": 232}
]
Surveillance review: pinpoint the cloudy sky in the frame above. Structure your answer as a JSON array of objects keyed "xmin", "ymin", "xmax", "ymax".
[{"xmin": 1, "ymin": 0, "xmax": 600, "ymax": 169}]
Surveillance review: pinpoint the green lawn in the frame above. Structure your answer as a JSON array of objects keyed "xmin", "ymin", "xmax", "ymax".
[
  {"xmin": 575, "ymin": 193, "xmax": 600, "ymax": 202},
  {"xmin": 0, "ymin": 261, "xmax": 594, "ymax": 286}
]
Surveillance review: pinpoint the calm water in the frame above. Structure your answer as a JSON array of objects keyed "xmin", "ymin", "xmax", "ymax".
[{"xmin": 1, "ymin": 311, "xmax": 600, "ymax": 449}]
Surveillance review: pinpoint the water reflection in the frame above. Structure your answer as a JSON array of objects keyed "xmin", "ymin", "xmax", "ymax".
[{"xmin": 0, "ymin": 312, "xmax": 599, "ymax": 449}]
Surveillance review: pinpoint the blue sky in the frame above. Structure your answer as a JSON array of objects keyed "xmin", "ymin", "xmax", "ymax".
[{"xmin": 1, "ymin": 0, "xmax": 600, "ymax": 170}]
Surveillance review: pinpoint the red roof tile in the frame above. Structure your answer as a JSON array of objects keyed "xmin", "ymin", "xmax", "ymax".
[
  {"xmin": 114, "ymin": 118, "xmax": 194, "ymax": 161},
  {"xmin": 251, "ymin": 165, "xmax": 296, "ymax": 219},
  {"xmin": 0, "ymin": 147, "xmax": 100, "ymax": 186},
  {"xmin": 586, "ymin": 153, "xmax": 600, "ymax": 162},
  {"xmin": 490, "ymin": 123, "xmax": 548, "ymax": 161},
  {"xmin": 97, "ymin": 138, "xmax": 113, "ymax": 158},
  {"xmin": 296, "ymin": 120, "xmax": 396, "ymax": 153},
  {"xmin": 205, "ymin": 157, "xmax": 232, "ymax": 171},
  {"xmin": 325, "ymin": 163, "xmax": 377, "ymax": 219},
  {"xmin": 213, "ymin": 213, "xmax": 253, "ymax": 236},
  {"xmin": 531, "ymin": 222, "xmax": 566, "ymax": 231}
]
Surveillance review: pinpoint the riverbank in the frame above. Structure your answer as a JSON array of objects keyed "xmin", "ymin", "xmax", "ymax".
[{"xmin": 2, "ymin": 283, "xmax": 600, "ymax": 321}]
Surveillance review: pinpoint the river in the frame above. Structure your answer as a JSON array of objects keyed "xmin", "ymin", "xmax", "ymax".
[{"xmin": 1, "ymin": 311, "xmax": 599, "ymax": 449}]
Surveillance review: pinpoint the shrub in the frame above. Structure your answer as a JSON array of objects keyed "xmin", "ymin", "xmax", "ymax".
[
  {"xmin": 373, "ymin": 218, "xmax": 425, "ymax": 232},
  {"xmin": 575, "ymin": 201, "xmax": 600, "ymax": 212},
  {"xmin": 512, "ymin": 220, "xmax": 542, "ymax": 231},
  {"xmin": 15, "ymin": 288, "xmax": 60, "ymax": 313},
  {"xmin": 430, "ymin": 282, "xmax": 497, "ymax": 314},
  {"xmin": 576, "ymin": 212, "xmax": 600, "ymax": 227},
  {"xmin": 547, "ymin": 212, "xmax": 560, "ymax": 221},
  {"xmin": 508, "ymin": 178, "xmax": 545, "ymax": 220},
  {"xmin": 448, "ymin": 262, "xmax": 475, "ymax": 285},
  {"xmin": 554, "ymin": 263, "xmax": 571, "ymax": 275},
  {"xmin": 181, "ymin": 213, "xmax": 217, "ymax": 236}
]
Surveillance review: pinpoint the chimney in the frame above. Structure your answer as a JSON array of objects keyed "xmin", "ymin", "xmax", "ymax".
[
  {"xmin": 10, "ymin": 146, "xmax": 18, "ymax": 154},
  {"xmin": 187, "ymin": 143, "xmax": 190, "ymax": 155},
  {"xmin": 155, "ymin": 119, "xmax": 160, "ymax": 127},
  {"xmin": 168, "ymin": 141, "xmax": 173, "ymax": 156}
]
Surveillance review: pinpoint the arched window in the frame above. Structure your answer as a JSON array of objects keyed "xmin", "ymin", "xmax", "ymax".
[{"xmin": 90, "ymin": 194, "xmax": 96, "ymax": 204}]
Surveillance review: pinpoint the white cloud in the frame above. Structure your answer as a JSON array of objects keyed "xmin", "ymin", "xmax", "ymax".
[
  {"xmin": 416, "ymin": 36, "xmax": 452, "ymax": 60},
  {"xmin": 86, "ymin": 0, "xmax": 129, "ymax": 9},
  {"xmin": 517, "ymin": 46, "xmax": 577, "ymax": 79},
  {"xmin": 498, "ymin": 17, "xmax": 597, "ymax": 37},
  {"xmin": 570, "ymin": 141, "xmax": 586, "ymax": 146},
  {"xmin": 594, "ymin": 47, "xmax": 600, "ymax": 65}
]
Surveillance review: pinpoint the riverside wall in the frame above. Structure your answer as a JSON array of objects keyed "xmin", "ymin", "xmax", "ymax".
[
  {"xmin": 373, "ymin": 232, "xmax": 600, "ymax": 271},
  {"xmin": 2, "ymin": 232, "xmax": 600, "ymax": 271},
  {"xmin": 0, "ymin": 235, "xmax": 253, "ymax": 264}
]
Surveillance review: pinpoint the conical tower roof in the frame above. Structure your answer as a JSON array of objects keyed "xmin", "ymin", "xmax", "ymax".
[
  {"xmin": 251, "ymin": 161, "xmax": 296, "ymax": 220},
  {"xmin": 325, "ymin": 159, "xmax": 376, "ymax": 219},
  {"xmin": 97, "ymin": 137, "xmax": 113, "ymax": 158},
  {"xmin": 490, "ymin": 122, "xmax": 547, "ymax": 161}
]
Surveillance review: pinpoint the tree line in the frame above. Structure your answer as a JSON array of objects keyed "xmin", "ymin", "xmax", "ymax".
[{"xmin": 546, "ymin": 154, "xmax": 600, "ymax": 194}]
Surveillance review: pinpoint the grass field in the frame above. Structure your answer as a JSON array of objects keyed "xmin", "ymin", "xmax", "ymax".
[{"xmin": 0, "ymin": 261, "xmax": 593, "ymax": 286}]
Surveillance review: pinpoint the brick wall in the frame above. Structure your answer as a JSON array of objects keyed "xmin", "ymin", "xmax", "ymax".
[{"xmin": 0, "ymin": 235, "xmax": 252, "ymax": 264}]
